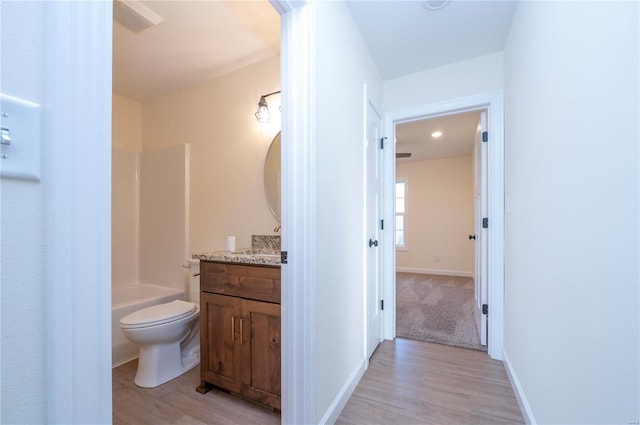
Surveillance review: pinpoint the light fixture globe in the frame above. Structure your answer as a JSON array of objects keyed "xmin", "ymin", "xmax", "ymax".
[
  {"xmin": 255, "ymin": 96, "xmax": 272, "ymax": 123},
  {"xmin": 254, "ymin": 91, "xmax": 281, "ymax": 123}
]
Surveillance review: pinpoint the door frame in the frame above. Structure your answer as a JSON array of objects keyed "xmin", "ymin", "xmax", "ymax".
[
  {"xmin": 473, "ymin": 111, "xmax": 489, "ymax": 346},
  {"xmin": 274, "ymin": 1, "xmax": 318, "ymax": 424},
  {"xmin": 45, "ymin": 1, "xmax": 113, "ymax": 423},
  {"xmin": 365, "ymin": 91, "xmax": 384, "ymax": 359},
  {"xmin": 381, "ymin": 91, "xmax": 505, "ymax": 360}
]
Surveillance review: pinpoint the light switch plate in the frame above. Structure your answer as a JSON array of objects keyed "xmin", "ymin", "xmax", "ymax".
[{"xmin": 1, "ymin": 94, "xmax": 42, "ymax": 181}]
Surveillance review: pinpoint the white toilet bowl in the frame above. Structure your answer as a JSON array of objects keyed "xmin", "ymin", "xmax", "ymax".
[{"xmin": 120, "ymin": 299, "xmax": 200, "ymax": 388}]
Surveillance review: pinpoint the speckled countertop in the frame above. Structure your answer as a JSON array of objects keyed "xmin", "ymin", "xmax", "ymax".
[
  {"xmin": 193, "ymin": 235, "xmax": 281, "ymax": 266},
  {"xmin": 193, "ymin": 248, "xmax": 281, "ymax": 266}
]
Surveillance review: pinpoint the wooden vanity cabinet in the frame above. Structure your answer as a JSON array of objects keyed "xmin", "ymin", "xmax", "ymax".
[{"xmin": 197, "ymin": 261, "xmax": 281, "ymax": 410}]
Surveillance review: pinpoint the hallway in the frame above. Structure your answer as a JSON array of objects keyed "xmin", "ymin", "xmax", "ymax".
[{"xmin": 336, "ymin": 339, "xmax": 523, "ymax": 424}]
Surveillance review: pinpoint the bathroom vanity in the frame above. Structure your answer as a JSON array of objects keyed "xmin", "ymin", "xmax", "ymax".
[{"xmin": 195, "ymin": 256, "xmax": 281, "ymax": 410}]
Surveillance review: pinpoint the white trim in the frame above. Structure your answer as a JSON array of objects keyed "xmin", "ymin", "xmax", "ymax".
[
  {"xmin": 485, "ymin": 93, "xmax": 505, "ymax": 360},
  {"xmin": 365, "ymin": 87, "xmax": 384, "ymax": 361},
  {"xmin": 269, "ymin": 0, "xmax": 308, "ymax": 15},
  {"xmin": 503, "ymin": 350, "xmax": 537, "ymax": 425},
  {"xmin": 394, "ymin": 177, "xmax": 408, "ymax": 250},
  {"xmin": 277, "ymin": 2, "xmax": 317, "ymax": 424},
  {"xmin": 45, "ymin": 1, "xmax": 113, "ymax": 423},
  {"xmin": 318, "ymin": 360, "xmax": 367, "ymax": 425},
  {"xmin": 382, "ymin": 91, "xmax": 505, "ymax": 360},
  {"xmin": 396, "ymin": 267, "xmax": 473, "ymax": 278},
  {"xmin": 362, "ymin": 84, "xmax": 369, "ymax": 363}
]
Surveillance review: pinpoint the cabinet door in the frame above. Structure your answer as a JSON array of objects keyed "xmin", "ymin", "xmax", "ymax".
[
  {"xmin": 241, "ymin": 300, "xmax": 281, "ymax": 409},
  {"xmin": 200, "ymin": 293, "xmax": 243, "ymax": 393}
]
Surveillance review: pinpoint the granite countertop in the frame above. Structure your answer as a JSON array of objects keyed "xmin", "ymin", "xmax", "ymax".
[{"xmin": 193, "ymin": 248, "xmax": 281, "ymax": 266}]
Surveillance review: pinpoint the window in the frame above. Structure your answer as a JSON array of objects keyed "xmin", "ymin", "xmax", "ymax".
[{"xmin": 396, "ymin": 179, "xmax": 407, "ymax": 249}]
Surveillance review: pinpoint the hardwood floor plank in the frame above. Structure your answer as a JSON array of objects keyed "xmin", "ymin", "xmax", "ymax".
[
  {"xmin": 113, "ymin": 360, "xmax": 280, "ymax": 425},
  {"xmin": 336, "ymin": 339, "xmax": 524, "ymax": 425},
  {"xmin": 114, "ymin": 339, "xmax": 523, "ymax": 425}
]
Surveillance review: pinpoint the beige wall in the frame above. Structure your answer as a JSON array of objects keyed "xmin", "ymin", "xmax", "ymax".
[
  {"xmin": 140, "ymin": 56, "xmax": 280, "ymax": 254},
  {"xmin": 396, "ymin": 156, "xmax": 474, "ymax": 275},
  {"xmin": 112, "ymin": 93, "xmax": 142, "ymax": 152}
]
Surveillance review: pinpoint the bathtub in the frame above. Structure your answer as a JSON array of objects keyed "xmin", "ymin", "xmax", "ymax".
[{"xmin": 112, "ymin": 283, "xmax": 184, "ymax": 368}]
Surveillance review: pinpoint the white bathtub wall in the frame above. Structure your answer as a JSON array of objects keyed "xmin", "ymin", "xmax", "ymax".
[
  {"xmin": 112, "ymin": 147, "xmax": 140, "ymax": 287},
  {"xmin": 112, "ymin": 93, "xmax": 143, "ymax": 288},
  {"xmin": 139, "ymin": 144, "xmax": 190, "ymax": 292}
]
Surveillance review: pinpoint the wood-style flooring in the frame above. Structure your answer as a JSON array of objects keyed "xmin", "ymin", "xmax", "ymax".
[
  {"xmin": 112, "ymin": 360, "xmax": 280, "ymax": 425},
  {"xmin": 336, "ymin": 339, "xmax": 524, "ymax": 425},
  {"xmin": 113, "ymin": 339, "xmax": 523, "ymax": 425}
]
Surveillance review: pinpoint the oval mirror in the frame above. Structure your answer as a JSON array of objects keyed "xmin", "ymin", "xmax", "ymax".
[{"xmin": 264, "ymin": 132, "xmax": 281, "ymax": 222}]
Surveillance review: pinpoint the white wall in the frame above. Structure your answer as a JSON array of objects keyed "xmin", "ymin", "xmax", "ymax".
[
  {"xmin": 0, "ymin": 2, "xmax": 47, "ymax": 423},
  {"xmin": 141, "ymin": 56, "xmax": 281, "ymax": 254},
  {"xmin": 3, "ymin": 2, "xmax": 113, "ymax": 423},
  {"xmin": 503, "ymin": 2, "xmax": 639, "ymax": 424},
  {"xmin": 396, "ymin": 156, "xmax": 474, "ymax": 275},
  {"xmin": 313, "ymin": 2, "xmax": 383, "ymax": 422},
  {"xmin": 111, "ymin": 148, "xmax": 140, "ymax": 287},
  {"xmin": 112, "ymin": 97, "xmax": 188, "ymax": 291},
  {"xmin": 112, "ymin": 95, "xmax": 143, "ymax": 287},
  {"xmin": 139, "ymin": 145, "xmax": 189, "ymax": 291},
  {"xmin": 384, "ymin": 51, "xmax": 503, "ymax": 113}
]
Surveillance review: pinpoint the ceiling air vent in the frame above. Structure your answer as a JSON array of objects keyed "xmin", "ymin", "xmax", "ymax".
[{"xmin": 113, "ymin": 0, "xmax": 164, "ymax": 34}]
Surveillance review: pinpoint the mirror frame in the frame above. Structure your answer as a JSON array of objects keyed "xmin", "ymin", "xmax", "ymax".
[{"xmin": 263, "ymin": 131, "xmax": 281, "ymax": 222}]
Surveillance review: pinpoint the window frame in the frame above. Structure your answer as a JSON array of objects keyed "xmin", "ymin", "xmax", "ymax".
[{"xmin": 395, "ymin": 177, "xmax": 408, "ymax": 251}]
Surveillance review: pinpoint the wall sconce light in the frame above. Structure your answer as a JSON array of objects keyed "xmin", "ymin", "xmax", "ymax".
[{"xmin": 255, "ymin": 90, "xmax": 281, "ymax": 123}]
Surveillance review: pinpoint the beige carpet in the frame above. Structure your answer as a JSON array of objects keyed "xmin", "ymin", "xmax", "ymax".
[{"xmin": 396, "ymin": 272, "xmax": 486, "ymax": 351}]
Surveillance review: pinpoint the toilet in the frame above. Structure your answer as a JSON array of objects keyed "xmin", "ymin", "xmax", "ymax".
[{"xmin": 120, "ymin": 262, "xmax": 201, "ymax": 388}]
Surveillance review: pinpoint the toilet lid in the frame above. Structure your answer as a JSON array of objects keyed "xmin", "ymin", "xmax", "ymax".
[{"xmin": 120, "ymin": 300, "xmax": 196, "ymax": 328}]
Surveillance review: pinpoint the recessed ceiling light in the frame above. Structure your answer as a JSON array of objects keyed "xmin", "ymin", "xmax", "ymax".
[
  {"xmin": 421, "ymin": 0, "xmax": 451, "ymax": 11},
  {"xmin": 431, "ymin": 131, "xmax": 443, "ymax": 138}
]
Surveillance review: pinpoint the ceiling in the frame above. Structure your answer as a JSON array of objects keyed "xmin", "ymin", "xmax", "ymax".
[
  {"xmin": 396, "ymin": 110, "xmax": 481, "ymax": 162},
  {"xmin": 112, "ymin": 0, "xmax": 516, "ymax": 103},
  {"xmin": 347, "ymin": 0, "xmax": 517, "ymax": 80},
  {"xmin": 112, "ymin": 0, "xmax": 280, "ymax": 102},
  {"xmin": 113, "ymin": 0, "xmax": 516, "ymax": 161}
]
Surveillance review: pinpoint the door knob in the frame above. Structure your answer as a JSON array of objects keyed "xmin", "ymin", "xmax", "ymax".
[
  {"xmin": 369, "ymin": 238, "xmax": 378, "ymax": 247},
  {"xmin": 468, "ymin": 234, "xmax": 476, "ymax": 240}
]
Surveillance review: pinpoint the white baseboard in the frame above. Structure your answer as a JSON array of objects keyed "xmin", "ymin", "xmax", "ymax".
[
  {"xmin": 503, "ymin": 350, "xmax": 536, "ymax": 425},
  {"xmin": 396, "ymin": 267, "xmax": 473, "ymax": 278},
  {"xmin": 318, "ymin": 358, "xmax": 366, "ymax": 425}
]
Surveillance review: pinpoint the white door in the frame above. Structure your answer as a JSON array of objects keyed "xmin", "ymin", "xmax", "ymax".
[
  {"xmin": 366, "ymin": 101, "xmax": 383, "ymax": 358},
  {"xmin": 473, "ymin": 111, "xmax": 488, "ymax": 346}
]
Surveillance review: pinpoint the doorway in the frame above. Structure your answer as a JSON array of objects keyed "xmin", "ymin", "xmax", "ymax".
[
  {"xmin": 381, "ymin": 91, "xmax": 505, "ymax": 360},
  {"xmin": 394, "ymin": 110, "xmax": 487, "ymax": 351}
]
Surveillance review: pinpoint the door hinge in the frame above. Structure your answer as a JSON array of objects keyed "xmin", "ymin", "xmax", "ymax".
[
  {"xmin": 482, "ymin": 131, "xmax": 488, "ymax": 143},
  {"xmin": 381, "ymin": 300, "xmax": 384, "ymax": 311},
  {"xmin": 482, "ymin": 217, "xmax": 489, "ymax": 229},
  {"xmin": 281, "ymin": 251, "xmax": 288, "ymax": 264},
  {"xmin": 482, "ymin": 304, "xmax": 488, "ymax": 315},
  {"xmin": 380, "ymin": 136, "xmax": 387, "ymax": 149},
  {"xmin": 380, "ymin": 219, "xmax": 384, "ymax": 230}
]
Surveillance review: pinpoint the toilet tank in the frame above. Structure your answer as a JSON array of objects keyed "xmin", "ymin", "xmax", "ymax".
[{"xmin": 186, "ymin": 259, "xmax": 200, "ymax": 303}]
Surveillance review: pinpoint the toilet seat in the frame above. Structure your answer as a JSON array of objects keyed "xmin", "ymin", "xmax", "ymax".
[{"xmin": 121, "ymin": 300, "xmax": 196, "ymax": 329}]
